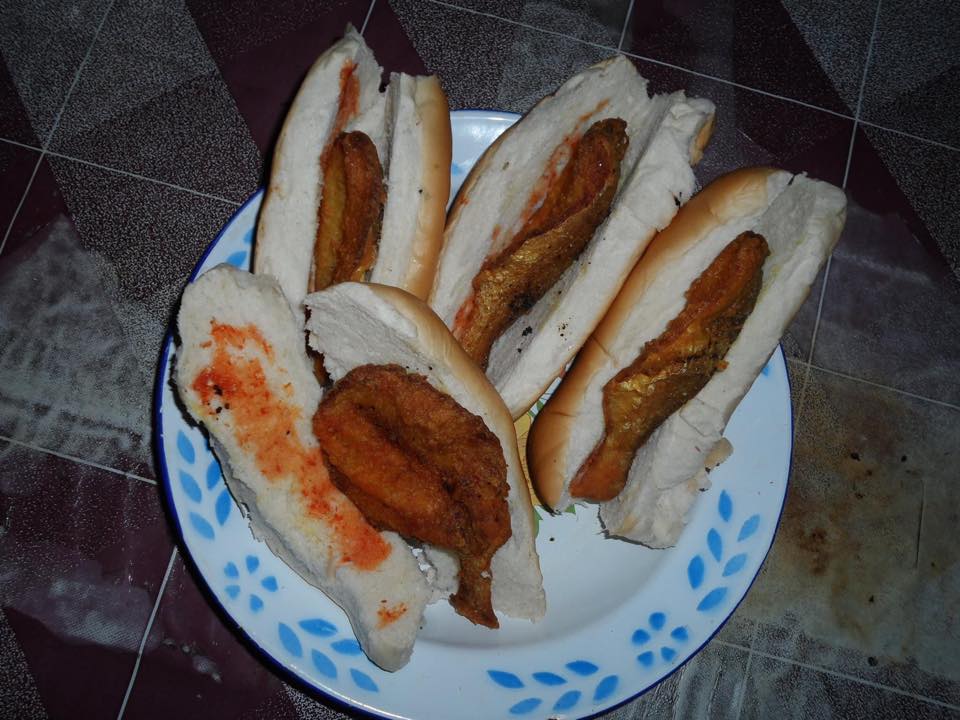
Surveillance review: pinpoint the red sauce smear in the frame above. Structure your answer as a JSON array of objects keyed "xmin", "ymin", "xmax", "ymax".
[
  {"xmin": 320, "ymin": 61, "xmax": 361, "ymax": 168},
  {"xmin": 191, "ymin": 322, "xmax": 390, "ymax": 571},
  {"xmin": 377, "ymin": 601, "xmax": 408, "ymax": 628}
]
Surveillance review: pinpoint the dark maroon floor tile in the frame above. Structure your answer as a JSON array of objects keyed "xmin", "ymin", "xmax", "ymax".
[
  {"xmin": 49, "ymin": 0, "xmax": 261, "ymax": 202},
  {"xmin": 0, "ymin": 0, "xmax": 112, "ymax": 146},
  {"xmin": 741, "ymin": 654, "xmax": 959, "ymax": 720},
  {"xmin": 364, "ymin": 0, "xmax": 428, "ymax": 77},
  {"xmin": 186, "ymin": 0, "xmax": 370, "ymax": 165},
  {"xmin": 0, "ymin": 141, "xmax": 40, "ymax": 238},
  {"xmin": 0, "ymin": 440, "xmax": 174, "ymax": 720},
  {"xmin": 121, "ymin": 556, "xmax": 306, "ymax": 720},
  {"xmin": 741, "ymin": 367, "xmax": 960, "ymax": 706},
  {"xmin": 0, "ymin": 156, "xmax": 236, "ymax": 476},
  {"xmin": 0, "ymin": 58, "xmax": 39, "ymax": 147},
  {"xmin": 813, "ymin": 127, "xmax": 960, "ymax": 405},
  {"xmin": 860, "ymin": 0, "xmax": 960, "ymax": 148},
  {"xmin": 441, "ymin": 0, "xmax": 632, "ymax": 47},
  {"xmin": 622, "ymin": 0, "xmax": 875, "ymax": 115}
]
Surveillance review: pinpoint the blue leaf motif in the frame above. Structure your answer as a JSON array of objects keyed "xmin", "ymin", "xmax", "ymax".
[
  {"xmin": 670, "ymin": 626, "xmax": 689, "ymax": 642},
  {"xmin": 637, "ymin": 652, "xmax": 654, "ymax": 667},
  {"xmin": 179, "ymin": 471, "xmax": 201, "ymax": 503},
  {"xmin": 593, "ymin": 675, "xmax": 618, "ymax": 702},
  {"xmin": 331, "ymin": 639, "xmax": 362, "ymax": 656},
  {"xmin": 246, "ymin": 555, "xmax": 259, "ymax": 574},
  {"xmin": 761, "ymin": 362, "xmax": 771, "ymax": 376},
  {"xmin": 215, "ymin": 489, "xmax": 232, "ymax": 525},
  {"xmin": 723, "ymin": 553, "xmax": 748, "ymax": 577},
  {"xmin": 350, "ymin": 668, "xmax": 378, "ymax": 692},
  {"xmin": 738, "ymin": 514, "xmax": 761, "ymax": 541},
  {"xmin": 206, "ymin": 460, "xmax": 221, "ymax": 489},
  {"xmin": 299, "ymin": 619, "xmax": 337, "ymax": 637},
  {"xmin": 509, "ymin": 698, "xmax": 542, "ymax": 715},
  {"xmin": 189, "ymin": 512, "xmax": 214, "ymax": 540},
  {"xmin": 688, "ymin": 555, "xmax": 705, "ymax": 589},
  {"xmin": 250, "ymin": 594, "xmax": 263, "ymax": 612},
  {"xmin": 553, "ymin": 690, "xmax": 581, "ymax": 712},
  {"xmin": 488, "ymin": 670, "xmax": 524, "ymax": 688},
  {"xmin": 718, "ymin": 490, "xmax": 732, "ymax": 523},
  {"xmin": 707, "ymin": 529, "xmax": 723, "ymax": 562},
  {"xmin": 226, "ymin": 250, "xmax": 248, "ymax": 268},
  {"xmin": 532, "ymin": 672, "xmax": 566, "ymax": 686},
  {"xmin": 661, "ymin": 647, "xmax": 676, "ymax": 662},
  {"xmin": 177, "ymin": 431, "xmax": 195, "ymax": 463},
  {"xmin": 311, "ymin": 649, "xmax": 337, "ymax": 679},
  {"xmin": 565, "ymin": 661, "xmax": 598, "ymax": 676},
  {"xmin": 649, "ymin": 612, "xmax": 666, "ymax": 631},
  {"xmin": 224, "ymin": 562, "xmax": 239, "ymax": 578},
  {"xmin": 278, "ymin": 623, "xmax": 302, "ymax": 657},
  {"xmin": 697, "ymin": 587, "xmax": 728, "ymax": 612},
  {"xmin": 632, "ymin": 629, "xmax": 650, "ymax": 646},
  {"xmin": 242, "ymin": 227, "xmax": 254, "ymax": 246},
  {"xmin": 261, "ymin": 576, "xmax": 278, "ymax": 592},
  {"xmin": 225, "ymin": 584, "xmax": 240, "ymax": 599}
]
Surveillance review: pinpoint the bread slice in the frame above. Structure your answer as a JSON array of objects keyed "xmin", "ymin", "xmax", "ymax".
[
  {"xmin": 175, "ymin": 265, "xmax": 430, "ymax": 671},
  {"xmin": 529, "ymin": 168, "xmax": 846, "ymax": 547},
  {"xmin": 305, "ymin": 282, "xmax": 546, "ymax": 622},
  {"xmin": 255, "ymin": 26, "xmax": 451, "ymax": 317},
  {"xmin": 431, "ymin": 55, "xmax": 715, "ymax": 418}
]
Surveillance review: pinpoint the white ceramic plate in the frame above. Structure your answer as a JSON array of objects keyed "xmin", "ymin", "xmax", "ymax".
[{"xmin": 155, "ymin": 111, "xmax": 791, "ymax": 720}]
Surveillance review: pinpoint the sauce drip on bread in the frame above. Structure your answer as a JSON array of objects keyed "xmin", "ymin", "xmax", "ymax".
[{"xmin": 192, "ymin": 322, "xmax": 392, "ymax": 571}]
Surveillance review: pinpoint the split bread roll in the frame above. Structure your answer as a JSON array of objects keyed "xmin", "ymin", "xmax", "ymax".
[
  {"xmin": 255, "ymin": 25, "xmax": 451, "ymax": 316},
  {"xmin": 305, "ymin": 282, "xmax": 546, "ymax": 623},
  {"xmin": 528, "ymin": 168, "xmax": 847, "ymax": 547},
  {"xmin": 175, "ymin": 265, "xmax": 430, "ymax": 671},
  {"xmin": 430, "ymin": 54, "xmax": 715, "ymax": 418}
]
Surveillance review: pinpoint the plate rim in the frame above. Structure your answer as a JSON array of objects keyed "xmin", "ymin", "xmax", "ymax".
[{"xmin": 152, "ymin": 109, "xmax": 793, "ymax": 720}]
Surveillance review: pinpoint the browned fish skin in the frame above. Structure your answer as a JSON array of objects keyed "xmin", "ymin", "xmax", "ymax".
[
  {"xmin": 311, "ymin": 131, "xmax": 385, "ymax": 293},
  {"xmin": 570, "ymin": 231, "xmax": 770, "ymax": 502},
  {"xmin": 313, "ymin": 364, "xmax": 512, "ymax": 628},
  {"xmin": 456, "ymin": 118, "xmax": 629, "ymax": 369}
]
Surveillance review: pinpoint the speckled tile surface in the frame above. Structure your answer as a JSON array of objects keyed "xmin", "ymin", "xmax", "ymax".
[
  {"xmin": 0, "ymin": 440, "xmax": 173, "ymax": 719},
  {"xmin": 859, "ymin": 0, "xmax": 960, "ymax": 148},
  {"xmin": 1, "ymin": 0, "xmax": 958, "ymax": 717}
]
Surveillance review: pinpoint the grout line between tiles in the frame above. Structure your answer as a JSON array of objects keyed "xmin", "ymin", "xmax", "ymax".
[
  {"xmin": 855, "ymin": 120, "xmax": 960, "ymax": 153},
  {"xmin": 616, "ymin": 0, "xmax": 635, "ymax": 52},
  {"xmin": 360, "ymin": 0, "xmax": 378, "ymax": 35},
  {"xmin": 0, "ymin": 0, "xmax": 115, "ymax": 257},
  {"xmin": 44, "ymin": 150, "xmax": 242, "ymax": 206},
  {"xmin": 0, "ymin": 136, "xmax": 43, "ymax": 153},
  {"xmin": 806, "ymin": 363, "xmax": 960, "ymax": 411},
  {"xmin": 717, "ymin": 641, "xmax": 960, "ymax": 713},
  {"xmin": 0, "ymin": 434, "xmax": 158, "ymax": 485},
  {"xmin": 733, "ymin": 623, "xmax": 761, "ymax": 720},
  {"xmin": 116, "ymin": 548, "xmax": 178, "ymax": 720}
]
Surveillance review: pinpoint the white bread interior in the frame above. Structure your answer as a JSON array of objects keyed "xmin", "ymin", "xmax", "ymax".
[
  {"xmin": 370, "ymin": 74, "xmax": 452, "ymax": 300},
  {"xmin": 255, "ymin": 26, "xmax": 450, "ymax": 318},
  {"xmin": 305, "ymin": 282, "xmax": 546, "ymax": 622},
  {"xmin": 430, "ymin": 55, "xmax": 715, "ymax": 418},
  {"xmin": 175, "ymin": 265, "xmax": 430, "ymax": 671},
  {"xmin": 529, "ymin": 168, "xmax": 847, "ymax": 547}
]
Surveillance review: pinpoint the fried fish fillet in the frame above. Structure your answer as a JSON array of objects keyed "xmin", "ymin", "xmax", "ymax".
[
  {"xmin": 570, "ymin": 231, "xmax": 770, "ymax": 502},
  {"xmin": 456, "ymin": 118, "xmax": 629, "ymax": 368},
  {"xmin": 313, "ymin": 364, "xmax": 512, "ymax": 627}
]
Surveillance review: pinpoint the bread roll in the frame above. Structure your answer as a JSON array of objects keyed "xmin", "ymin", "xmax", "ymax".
[{"xmin": 529, "ymin": 167, "xmax": 846, "ymax": 547}]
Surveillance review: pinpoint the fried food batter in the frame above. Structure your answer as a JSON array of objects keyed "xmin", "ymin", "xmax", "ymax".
[
  {"xmin": 570, "ymin": 231, "xmax": 770, "ymax": 502},
  {"xmin": 313, "ymin": 364, "xmax": 512, "ymax": 627},
  {"xmin": 311, "ymin": 130, "xmax": 386, "ymax": 293},
  {"xmin": 455, "ymin": 118, "xmax": 629, "ymax": 368}
]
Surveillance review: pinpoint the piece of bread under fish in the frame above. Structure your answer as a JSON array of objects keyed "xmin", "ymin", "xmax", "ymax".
[
  {"xmin": 430, "ymin": 54, "xmax": 715, "ymax": 419},
  {"xmin": 255, "ymin": 25, "xmax": 451, "ymax": 314},
  {"xmin": 305, "ymin": 282, "xmax": 546, "ymax": 622},
  {"xmin": 175, "ymin": 265, "xmax": 431, "ymax": 671},
  {"xmin": 528, "ymin": 167, "xmax": 847, "ymax": 547}
]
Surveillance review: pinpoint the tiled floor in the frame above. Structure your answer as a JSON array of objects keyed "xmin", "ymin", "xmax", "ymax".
[{"xmin": 0, "ymin": 1, "xmax": 958, "ymax": 718}]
